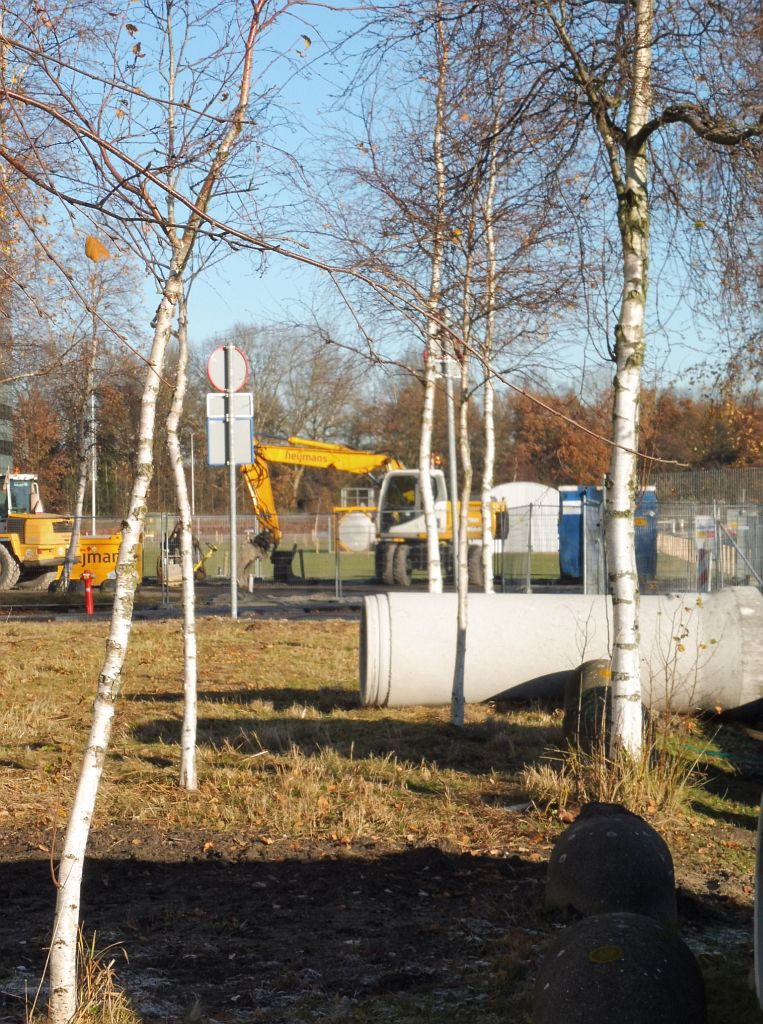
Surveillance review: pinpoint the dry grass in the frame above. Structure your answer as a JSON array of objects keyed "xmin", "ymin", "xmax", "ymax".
[
  {"xmin": 72, "ymin": 934, "xmax": 137, "ymax": 1024},
  {"xmin": 25, "ymin": 933, "xmax": 138, "ymax": 1024},
  {"xmin": 521, "ymin": 691, "xmax": 718, "ymax": 819},
  {"xmin": 521, "ymin": 722, "xmax": 707, "ymax": 820},
  {"xmin": 0, "ymin": 617, "xmax": 749, "ymax": 848},
  {"xmin": 1, "ymin": 616, "xmax": 759, "ymax": 1024},
  {"xmin": 0, "ymin": 618, "xmax": 558, "ymax": 856}
]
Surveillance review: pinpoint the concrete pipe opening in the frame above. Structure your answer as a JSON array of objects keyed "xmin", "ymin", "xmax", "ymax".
[{"xmin": 359, "ymin": 587, "xmax": 763, "ymax": 715}]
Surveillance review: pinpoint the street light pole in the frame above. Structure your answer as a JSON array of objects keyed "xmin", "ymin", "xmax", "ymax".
[
  {"xmin": 189, "ymin": 432, "xmax": 196, "ymax": 516},
  {"xmin": 90, "ymin": 388, "xmax": 97, "ymax": 534},
  {"xmin": 225, "ymin": 345, "xmax": 238, "ymax": 620}
]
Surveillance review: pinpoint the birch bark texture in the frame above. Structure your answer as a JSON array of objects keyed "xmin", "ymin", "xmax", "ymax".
[
  {"xmin": 49, "ymin": 275, "xmax": 181, "ymax": 1024},
  {"xmin": 166, "ymin": 292, "xmax": 199, "ymax": 791},
  {"xmin": 546, "ymin": 0, "xmax": 654, "ymax": 754},
  {"xmin": 479, "ymin": 103, "xmax": 502, "ymax": 595},
  {"xmin": 62, "ymin": 264, "xmax": 108, "ymax": 588},
  {"xmin": 606, "ymin": 0, "xmax": 653, "ymax": 754},
  {"xmin": 419, "ymin": 1, "xmax": 451, "ymax": 595}
]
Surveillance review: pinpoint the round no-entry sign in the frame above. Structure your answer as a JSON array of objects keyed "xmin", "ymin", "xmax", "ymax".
[{"xmin": 207, "ymin": 345, "xmax": 249, "ymax": 393}]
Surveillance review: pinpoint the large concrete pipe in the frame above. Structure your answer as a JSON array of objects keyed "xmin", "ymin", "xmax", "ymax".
[{"xmin": 359, "ymin": 586, "xmax": 763, "ymax": 714}]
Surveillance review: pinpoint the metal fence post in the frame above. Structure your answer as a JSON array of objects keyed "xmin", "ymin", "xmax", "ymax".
[
  {"xmin": 582, "ymin": 499, "xmax": 588, "ymax": 594},
  {"xmin": 161, "ymin": 511, "xmax": 169, "ymax": 607},
  {"xmin": 334, "ymin": 512, "xmax": 342, "ymax": 599}
]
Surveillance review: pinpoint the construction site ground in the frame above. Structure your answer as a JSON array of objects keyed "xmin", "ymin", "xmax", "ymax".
[{"xmin": 0, "ymin": 586, "xmax": 760, "ymax": 1024}]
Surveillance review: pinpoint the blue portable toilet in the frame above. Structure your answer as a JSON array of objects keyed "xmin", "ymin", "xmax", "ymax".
[
  {"xmin": 634, "ymin": 486, "xmax": 658, "ymax": 581},
  {"xmin": 558, "ymin": 484, "xmax": 658, "ymax": 583},
  {"xmin": 559, "ymin": 486, "xmax": 586, "ymax": 578}
]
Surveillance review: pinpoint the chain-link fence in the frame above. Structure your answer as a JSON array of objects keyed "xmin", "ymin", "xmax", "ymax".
[
  {"xmin": 494, "ymin": 500, "xmax": 763, "ymax": 594},
  {"xmin": 88, "ymin": 499, "xmax": 763, "ymax": 596}
]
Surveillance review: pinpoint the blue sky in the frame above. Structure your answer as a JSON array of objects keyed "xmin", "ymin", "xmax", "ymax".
[
  {"xmin": 181, "ymin": 4, "xmax": 360, "ymax": 346},
  {"xmin": 171, "ymin": 3, "xmax": 728, "ymax": 393}
]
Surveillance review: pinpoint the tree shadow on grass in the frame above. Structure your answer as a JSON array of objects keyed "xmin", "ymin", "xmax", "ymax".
[
  {"xmin": 0, "ymin": 845, "xmax": 547, "ymax": 1024},
  {"xmin": 130, "ymin": 714, "xmax": 562, "ymax": 776},
  {"xmin": 689, "ymin": 771, "xmax": 761, "ymax": 831},
  {"xmin": 688, "ymin": 720, "xmax": 763, "ymax": 830},
  {"xmin": 126, "ymin": 686, "xmax": 359, "ymax": 712}
]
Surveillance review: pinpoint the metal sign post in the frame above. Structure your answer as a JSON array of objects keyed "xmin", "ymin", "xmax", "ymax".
[
  {"xmin": 207, "ymin": 344, "xmax": 251, "ymax": 620},
  {"xmin": 225, "ymin": 346, "xmax": 238, "ymax": 618}
]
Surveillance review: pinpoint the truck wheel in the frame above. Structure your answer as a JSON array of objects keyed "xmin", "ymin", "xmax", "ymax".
[
  {"xmin": 0, "ymin": 545, "xmax": 21, "ymax": 590},
  {"xmin": 375, "ymin": 543, "xmax": 396, "ymax": 585},
  {"xmin": 374, "ymin": 543, "xmax": 387, "ymax": 583},
  {"xmin": 393, "ymin": 544, "xmax": 412, "ymax": 586},
  {"xmin": 467, "ymin": 544, "xmax": 485, "ymax": 588},
  {"xmin": 379, "ymin": 543, "xmax": 397, "ymax": 586},
  {"xmin": 18, "ymin": 570, "xmax": 58, "ymax": 591}
]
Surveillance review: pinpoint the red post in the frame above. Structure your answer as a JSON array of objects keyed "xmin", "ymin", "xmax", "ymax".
[{"xmin": 82, "ymin": 571, "xmax": 95, "ymax": 615}]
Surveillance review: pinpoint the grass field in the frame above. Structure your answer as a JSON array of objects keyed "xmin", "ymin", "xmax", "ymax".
[{"xmin": 0, "ymin": 617, "xmax": 760, "ymax": 1023}]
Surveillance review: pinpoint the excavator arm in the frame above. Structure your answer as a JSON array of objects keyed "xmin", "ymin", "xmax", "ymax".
[
  {"xmin": 239, "ymin": 436, "xmax": 403, "ymax": 550},
  {"xmin": 240, "ymin": 458, "xmax": 283, "ymax": 550}
]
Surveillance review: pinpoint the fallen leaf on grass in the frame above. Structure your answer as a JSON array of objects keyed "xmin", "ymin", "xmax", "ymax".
[{"xmin": 558, "ymin": 807, "xmax": 580, "ymax": 824}]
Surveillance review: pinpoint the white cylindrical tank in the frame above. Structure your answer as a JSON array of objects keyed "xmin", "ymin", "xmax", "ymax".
[
  {"xmin": 491, "ymin": 481, "xmax": 560, "ymax": 554},
  {"xmin": 337, "ymin": 510, "xmax": 375, "ymax": 553},
  {"xmin": 359, "ymin": 588, "xmax": 763, "ymax": 714}
]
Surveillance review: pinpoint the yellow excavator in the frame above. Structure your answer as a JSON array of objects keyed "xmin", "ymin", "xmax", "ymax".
[
  {"xmin": 239, "ymin": 436, "xmax": 506, "ymax": 587},
  {"xmin": 240, "ymin": 436, "xmax": 403, "ymax": 552}
]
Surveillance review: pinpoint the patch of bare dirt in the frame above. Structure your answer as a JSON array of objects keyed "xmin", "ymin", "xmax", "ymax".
[{"xmin": 0, "ymin": 817, "xmax": 756, "ymax": 1023}]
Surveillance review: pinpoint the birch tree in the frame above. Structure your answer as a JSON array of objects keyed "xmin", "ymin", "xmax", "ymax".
[
  {"xmin": 0, "ymin": 5, "xmax": 271, "ymax": 1016},
  {"xmin": 535, "ymin": 0, "xmax": 762, "ymax": 755},
  {"xmin": 417, "ymin": 1, "xmax": 453, "ymax": 593},
  {"xmin": 160, "ymin": 0, "xmax": 197, "ymax": 792},
  {"xmin": 167, "ymin": 290, "xmax": 198, "ymax": 790}
]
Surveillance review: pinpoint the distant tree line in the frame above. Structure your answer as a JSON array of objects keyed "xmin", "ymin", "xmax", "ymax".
[{"xmin": 12, "ymin": 325, "xmax": 761, "ymax": 516}]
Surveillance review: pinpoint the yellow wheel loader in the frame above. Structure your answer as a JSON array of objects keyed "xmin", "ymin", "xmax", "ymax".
[{"xmin": 0, "ymin": 473, "xmax": 73, "ymax": 590}]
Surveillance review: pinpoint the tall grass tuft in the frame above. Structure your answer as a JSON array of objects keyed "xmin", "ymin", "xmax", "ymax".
[
  {"xmin": 27, "ymin": 932, "xmax": 138, "ymax": 1024},
  {"xmin": 70, "ymin": 933, "xmax": 137, "ymax": 1024},
  {"xmin": 521, "ymin": 714, "xmax": 707, "ymax": 819}
]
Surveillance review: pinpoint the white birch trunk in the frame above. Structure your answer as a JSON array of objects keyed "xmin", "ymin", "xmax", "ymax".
[
  {"xmin": 162, "ymin": 3, "xmax": 197, "ymax": 790},
  {"xmin": 419, "ymin": 348, "xmax": 442, "ymax": 593},
  {"xmin": 452, "ymin": 355, "xmax": 472, "ymax": 727},
  {"xmin": 480, "ymin": 117, "xmax": 500, "ymax": 595},
  {"xmin": 607, "ymin": 0, "xmax": 653, "ymax": 757},
  {"xmin": 49, "ymin": 278, "xmax": 181, "ymax": 1023},
  {"xmin": 166, "ymin": 291, "xmax": 198, "ymax": 790},
  {"xmin": 48, "ymin": 8, "xmax": 261, "ymax": 1015},
  {"xmin": 481, "ymin": 376, "xmax": 496, "ymax": 593},
  {"xmin": 451, "ymin": 189, "xmax": 477, "ymax": 725},
  {"xmin": 419, "ymin": 3, "xmax": 450, "ymax": 594}
]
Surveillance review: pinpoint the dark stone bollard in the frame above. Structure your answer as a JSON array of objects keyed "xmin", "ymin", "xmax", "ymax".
[
  {"xmin": 532, "ymin": 911, "xmax": 707, "ymax": 1024},
  {"xmin": 546, "ymin": 802, "xmax": 677, "ymax": 926}
]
